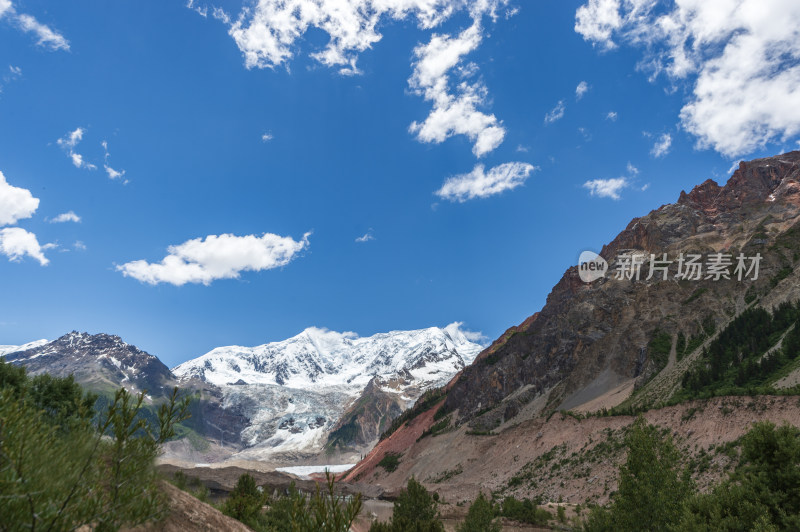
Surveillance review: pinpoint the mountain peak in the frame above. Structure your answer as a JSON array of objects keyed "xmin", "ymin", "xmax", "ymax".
[
  {"xmin": 173, "ymin": 325, "xmax": 484, "ymax": 390},
  {"xmin": 5, "ymin": 332, "xmax": 173, "ymax": 395}
]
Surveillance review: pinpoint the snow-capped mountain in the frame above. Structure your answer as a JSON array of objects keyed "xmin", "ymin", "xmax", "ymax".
[
  {"xmin": 173, "ymin": 323, "xmax": 483, "ymax": 392},
  {"xmin": 172, "ymin": 323, "xmax": 484, "ymax": 461},
  {"xmin": 3, "ymin": 332, "xmax": 176, "ymax": 396}
]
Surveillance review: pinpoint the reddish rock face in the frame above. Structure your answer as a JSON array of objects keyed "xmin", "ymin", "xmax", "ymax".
[{"xmin": 440, "ymin": 151, "xmax": 800, "ymax": 428}]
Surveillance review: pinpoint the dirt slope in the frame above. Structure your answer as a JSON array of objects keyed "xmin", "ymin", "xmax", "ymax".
[
  {"xmin": 124, "ymin": 481, "xmax": 251, "ymax": 532},
  {"xmin": 347, "ymin": 395, "xmax": 800, "ymax": 506}
]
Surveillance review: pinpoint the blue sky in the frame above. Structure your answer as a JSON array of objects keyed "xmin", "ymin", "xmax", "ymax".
[{"xmin": 1, "ymin": 0, "xmax": 798, "ymax": 367}]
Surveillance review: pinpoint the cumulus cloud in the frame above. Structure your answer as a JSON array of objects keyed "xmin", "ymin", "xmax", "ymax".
[
  {"xmin": 57, "ymin": 128, "xmax": 96, "ymax": 170},
  {"xmin": 651, "ymin": 132, "xmax": 672, "ymax": 158},
  {"xmin": 575, "ymin": 81, "xmax": 589, "ymax": 99},
  {"xmin": 0, "ymin": 170, "xmax": 39, "ymax": 226},
  {"xmin": 101, "ymin": 140, "xmax": 126, "ymax": 181},
  {"xmin": 0, "ymin": 2, "xmax": 69, "ymax": 50},
  {"xmin": 117, "ymin": 231, "xmax": 311, "ymax": 286},
  {"xmin": 544, "ymin": 100, "xmax": 566, "ymax": 124},
  {"xmin": 408, "ymin": 21, "xmax": 506, "ymax": 157},
  {"xmin": 0, "ymin": 227, "xmax": 49, "ymax": 265},
  {"xmin": 435, "ymin": 162, "xmax": 536, "ymax": 202},
  {"xmin": 355, "ymin": 229, "xmax": 374, "ymax": 243},
  {"xmin": 49, "ymin": 211, "xmax": 81, "ymax": 223},
  {"xmin": 575, "ymin": 0, "xmax": 800, "ymax": 157},
  {"xmin": 196, "ymin": 0, "xmax": 511, "ymax": 157},
  {"xmin": 223, "ymin": 0, "xmax": 507, "ymax": 72},
  {"xmin": 606, "ymin": 111, "xmax": 618, "ymax": 121},
  {"xmin": 444, "ymin": 321, "xmax": 487, "ymax": 344},
  {"xmin": 261, "ymin": 132, "xmax": 273, "ymax": 142},
  {"xmin": 583, "ymin": 177, "xmax": 628, "ymax": 200}
]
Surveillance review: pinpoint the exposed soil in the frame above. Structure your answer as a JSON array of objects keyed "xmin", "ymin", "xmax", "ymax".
[
  {"xmin": 347, "ymin": 395, "xmax": 800, "ymax": 506},
  {"xmin": 123, "ymin": 481, "xmax": 251, "ymax": 532}
]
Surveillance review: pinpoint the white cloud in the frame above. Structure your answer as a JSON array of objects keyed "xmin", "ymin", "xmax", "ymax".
[
  {"xmin": 0, "ymin": 227, "xmax": 49, "ymax": 265},
  {"xmin": 15, "ymin": 13, "xmax": 69, "ymax": 50},
  {"xmin": 651, "ymin": 132, "xmax": 672, "ymax": 158},
  {"xmin": 435, "ymin": 162, "xmax": 536, "ymax": 202},
  {"xmin": 261, "ymin": 132, "xmax": 273, "ymax": 142},
  {"xmin": 626, "ymin": 162, "xmax": 639, "ymax": 175},
  {"xmin": 0, "ymin": 3, "xmax": 68, "ymax": 50},
  {"xmin": 606, "ymin": 110, "xmax": 618, "ymax": 121},
  {"xmin": 73, "ymin": 240, "xmax": 87, "ymax": 251},
  {"xmin": 0, "ymin": 170, "xmax": 39, "ymax": 226},
  {"xmin": 186, "ymin": 0, "xmax": 207, "ymax": 17},
  {"xmin": 544, "ymin": 100, "xmax": 566, "ymax": 124},
  {"xmin": 101, "ymin": 140, "xmax": 126, "ymax": 181},
  {"xmin": 583, "ymin": 177, "xmax": 628, "ymax": 200},
  {"xmin": 408, "ymin": 21, "xmax": 506, "ymax": 157},
  {"xmin": 49, "ymin": 211, "xmax": 81, "ymax": 223},
  {"xmin": 58, "ymin": 128, "xmax": 96, "ymax": 170},
  {"xmin": 444, "ymin": 321, "xmax": 487, "ymax": 344},
  {"xmin": 224, "ymin": 0, "xmax": 504, "ymax": 72},
  {"xmin": 576, "ymin": 81, "xmax": 590, "ymax": 99},
  {"xmin": 575, "ymin": 0, "xmax": 623, "ymax": 50},
  {"xmin": 355, "ymin": 229, "xmax": 374, "ymax": 243},
  {"xmin": 212, "ymin": 7, "xmax": 231, "ymax": 24},
  {"xmin": 516, "ymin": 144, "xmax": 529, "ymax": 153},
  {"xmin": 1, "ymin": 64, "xmax": 22, "ymax": 92},
  {"xmin": 117, "ymin": 231, "xmax": 311, "ymax": 286},
  {"xmin": 201, "ymin": 0, "xmax": 510, "ymax": 157},
  {"xmin": 575, "ymin": 0, "xmax": 800, "ymax": 157}
]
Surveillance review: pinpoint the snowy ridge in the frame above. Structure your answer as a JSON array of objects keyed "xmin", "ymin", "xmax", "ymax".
[
  {"xmin": 0, "ymin": 339, "xmax": 49, "ymax": 357},
  {"xmin": 170, "ymin": 323, "xmax": 484, "ymax": 461},
  {"xmin": 172, "ymin": 323, "xmax": 484, "ymax": 392}
]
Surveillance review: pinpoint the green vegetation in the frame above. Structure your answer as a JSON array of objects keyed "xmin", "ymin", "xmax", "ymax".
[
  {"xmin": 378, "ymin": 451, "xmax": 403, "ymax": 472},
  {"xmin": 584, "ymin": 417, "xmax": 692, "ymax": 531},
  {"xmin": 496, "ymin": 496, "xmax": 551, "ymax": 525},
  {"xmin": 369, "ymin": 477, "xmax": 445, "ymax": 531},
  {"xmin": 583, "ymin": 418, "xmax": 800, "ymax": 531},
  {"xmin": 679, "ymin": 302, "xmax": 800, "ymax": 400},
  {"xmin": 0, "ymin": 357, "xmax": 190, "ymax": 531},
  {"xmin": 221, "ymin": 471, "xmax": 362, "ymax": 532},
  {"xmin": 429, "ymin": 464, "xmax": 463, "ymax": 484},
  {"xmin": 417, "ymin": 415, "xmax": 452, "ymax": 441},
  {"xmin": 457, "ymin": 492, "xmax": 501, "ymax": 532},
  {"xmin": 648, "ymin": 330, "xmax": 672, "ymax": 370},
  {"xmin": 683, "ymin": 287, "xmax": 708, "ymax": 305}
]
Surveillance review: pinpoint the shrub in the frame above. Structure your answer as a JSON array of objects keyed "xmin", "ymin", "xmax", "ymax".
[
  {"xmin": 457, "ymin": 492, "xmax": 500, "ymax": 532},
  {"xmin": 378, "ymin": 451, "xmax": 402, "ymax": 472}
]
